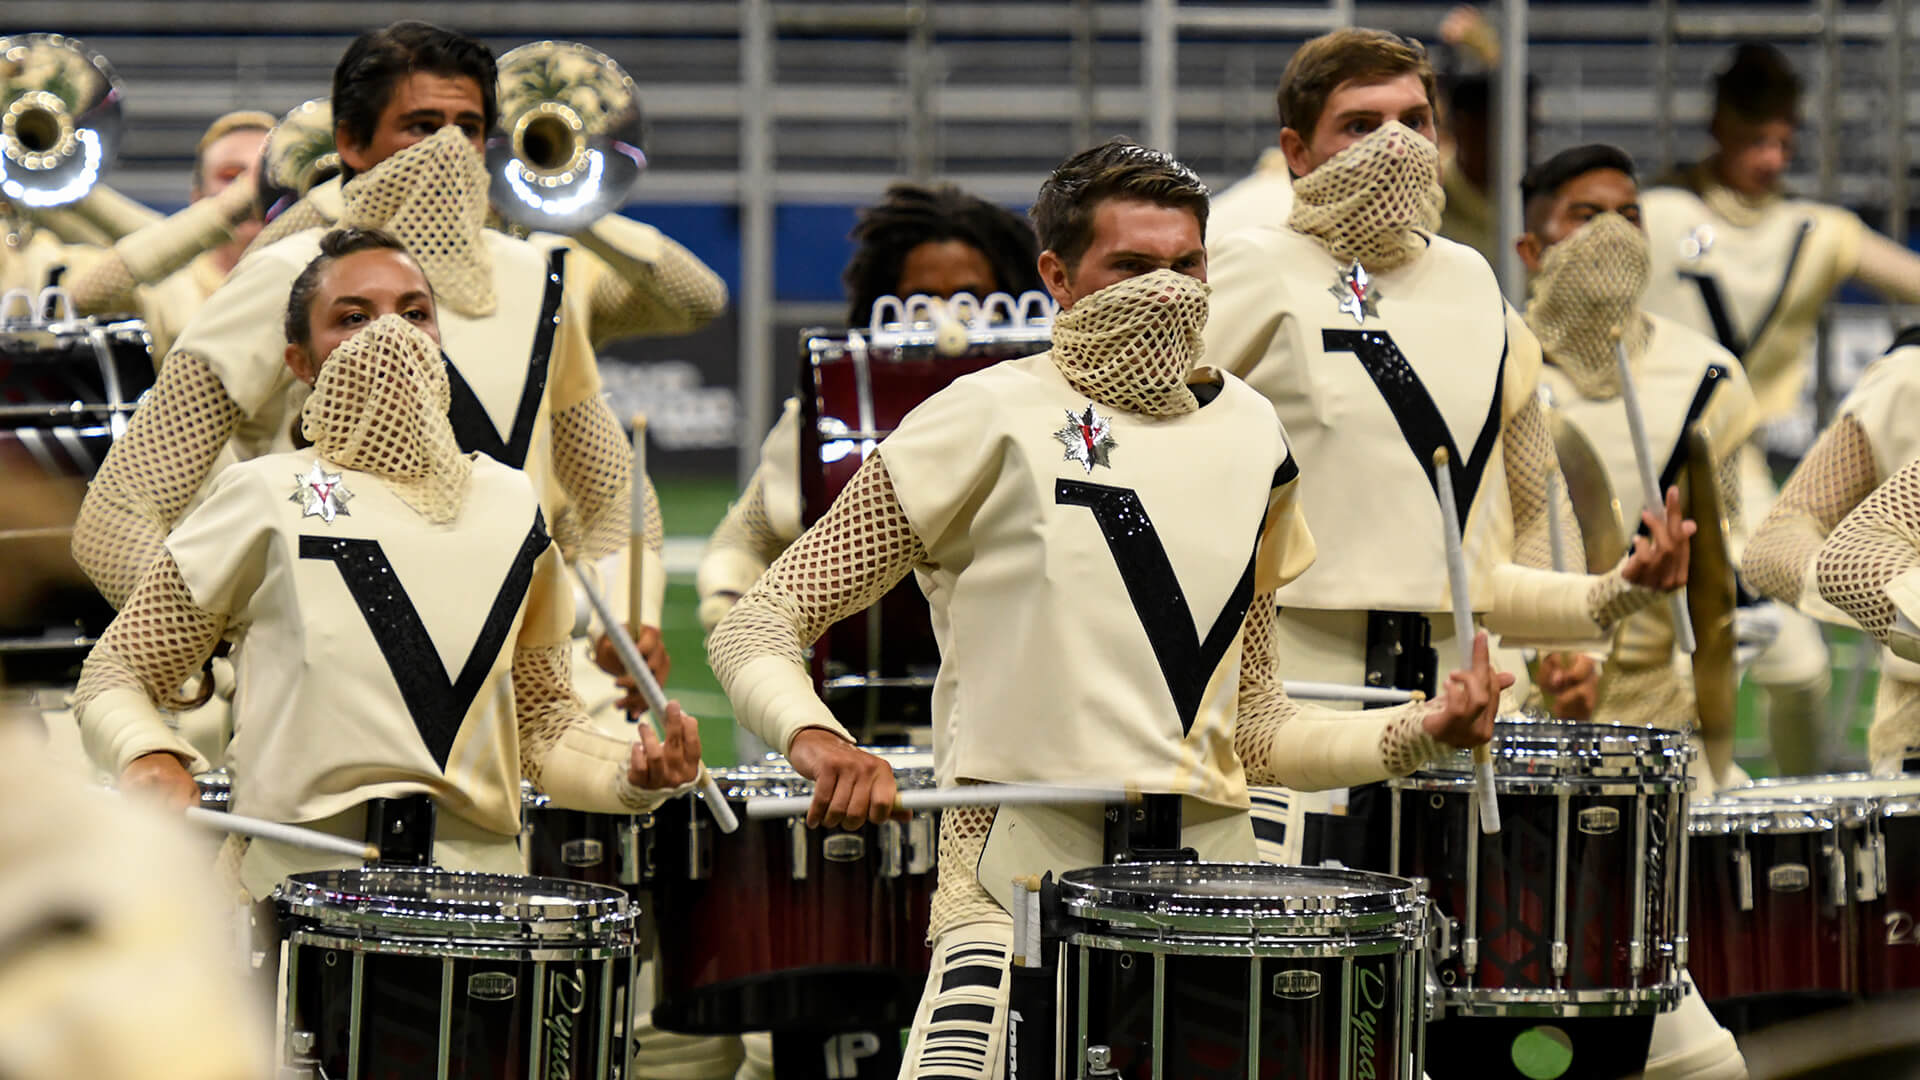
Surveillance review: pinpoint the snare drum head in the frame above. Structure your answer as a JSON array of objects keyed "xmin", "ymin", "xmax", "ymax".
[
  {"xmin": 719, "ymin": 747, "xmax": 937, "ymax": 799},
  {"xmin": 1726, "ymin": 773, "xmax": 1920, "ymax": 802},
  {"xmin": 276, "ymin": 869, "xmax": 631, "ymax": 944},
  {"xmin": 1689, "ymin": 796, "xmax": 1838, "ymax": 835},
  {"xmin": 1058, "ymin": 861, "xmax": 1422, "ymax": 931}
]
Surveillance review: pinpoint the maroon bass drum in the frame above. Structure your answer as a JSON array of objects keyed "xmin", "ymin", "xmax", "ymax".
[
  {"xmin": 647, "ymin": 749, "xmax": 937, "ymax": 1034},
  {"xmin": 796, "ymin": 310, "xmax": 1051, "ymax": 741}
]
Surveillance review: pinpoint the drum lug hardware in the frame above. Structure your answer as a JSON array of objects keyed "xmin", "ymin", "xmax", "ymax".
[
  {"xmin": 1086, "ymin": 1044, "xmax": 1121, "ymax": 1078},
  {"xmin": 907, "ymin": 813, "xmax": 935, "ymax": 874},
  {"xmin": 619, "ymin": 819, "xmax": 642, "ymax": 886},
  {"xmin": 1551, "ymin": 941, "xmax": 1568, "ymax": 978},
  {"xmin": 1827, "ymin": 840, "xmax": 1847, "ymax": 910},
  {"xmin": 879, "ymin": 820, "xmax": 904, "ymax": 877},
  {"xmin": 1735, "ymin": 848, "xmax": 1754, "ymax": 912},
  {"xmin": 689, "ymin": 812, "xmax": 712, "ymax": 881},
  {"xmin": 789, "ymin": 818, "xmax": 810, "ymax": 880}
]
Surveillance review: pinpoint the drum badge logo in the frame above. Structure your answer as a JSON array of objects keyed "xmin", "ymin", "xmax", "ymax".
[
  {"xmin": 290, "ymin": 461, "xmax": 353, "ymax": 523},
  {"xmin": 1329, "ymin": 261, "xmax": 1381, "ymax": 325},
  {"xmin": 1054, "ymin": 404, "xmax": 1116, "ymax": 474}
]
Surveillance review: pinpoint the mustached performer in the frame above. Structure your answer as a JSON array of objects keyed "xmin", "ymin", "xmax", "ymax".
[
  {"xmin": 75, "ymin": 229, "xmax": 702, "ymax": 900},
  {"xmin": 708, "ymin": 138, "xmax": 1508, "ymax": 1080}
]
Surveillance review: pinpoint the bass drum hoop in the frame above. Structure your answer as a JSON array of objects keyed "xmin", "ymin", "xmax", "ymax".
[
  {"xmin": 276, "ymin": 869, "xmax": 634, "ymax": 947},
  {"xmin": 1057, "ymin": 862, "xmax": 1425, "ymax": 940},
  {"xmin": 1409, "ymin": 717, "xmax": 1691, "ymax": 784}
]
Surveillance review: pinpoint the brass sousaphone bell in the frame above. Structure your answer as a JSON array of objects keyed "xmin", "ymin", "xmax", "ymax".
[
  {"xmin": 255, "ymin": 97, "xmax": 340, "ymax": 225},
  {"xmin": 0, "ymin": 33, "xmax": 123, "ymax": 209},
  {"xmin": 487, "ymin": 41, "xmax": 646, "ymax": 234}
]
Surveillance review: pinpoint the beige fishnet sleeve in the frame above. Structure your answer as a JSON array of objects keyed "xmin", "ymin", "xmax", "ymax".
[
  {"xmin": 72, "ymin": 352, "xmax": 243, "ymax": 607},
  {"xmin": 72, "ymin": 551, "xmax": 225, "ymax": 775},
  {"xmin": 513, "ymin": 642, "xmax": 667, "ymax": 812},
  {"xmin": 548, "ymin": 394, "xmax": 636, "ymax": 563},
  {"xmin": 575, "ymin": 217, "xmax": 729, "ymax": 347},
  {"xmin": 1815, "ymin": 459, "xmax": 1920, "ymax": 640},
  {"xmin": 65, "ymin": 184, "xmax": 252, "ymax": 316},
  {"xmin": 1233, "ymin": 590, "xmax": 1448, "ymax": 790},
  {"xmin": 697, "ymin": 472, "xmax": 792, "ymax": 628},
  {"xmin": 1746, "ymin": 414, "xmax": 1878, "ymax": 605},
  {"xmin": 1506, "ymin": 395, "xmax": 1585, "ymax": 571},
  {"xmin": 64, "ymin": 253, "xmax": 138, "ymax": 316},
  {"xmin": 708, "ymin": 453, "xmax": 926, "ymax": 685},
  {"xmin": 249, "ymin": 197, "xmax": 333, "ymax": 254}
]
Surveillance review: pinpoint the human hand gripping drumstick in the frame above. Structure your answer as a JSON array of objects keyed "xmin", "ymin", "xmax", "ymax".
[
  {"xmin": 121, "ymin": 753, "xmax": 379, "ymax": 858},
  {"xmin": 1433, "ymin": 447, "xmax": 1506, "ymax": 834},
  {"xmin": 572, "ymin": 562, "xmax": 740, "ymax": 833},
  {"xmin": 1613, "ymin": 331, "xmax": 1697, "ymax": 652},
  {"xmin": 595, "ymin": 414, "xmax": 669, "ymax": 708}
]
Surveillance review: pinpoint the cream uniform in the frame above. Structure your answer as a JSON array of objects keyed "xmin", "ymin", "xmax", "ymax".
[
  {"xmin": 1207, "ymin": 147, "xmax": 1295, "ymax": 239},
  {"xmin": 1205, "ymin": 225, "xmax": 1572, "ymax": 680},
  {"xmin": 1540, "ymin": 314, "xmax": 1757, "ymax": 731}
]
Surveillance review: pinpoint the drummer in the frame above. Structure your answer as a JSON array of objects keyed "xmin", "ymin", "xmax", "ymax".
[
  {"xmin": 73, "ymin": 227, "xmax": 704, "ymax": 900},
  {"xmin": 696, "ymin": 182, "xmax": 1043, "ymax": 635},
  {"xmin": 708, "ymin": 138, "xmax": 1509, "ymax": 1079}
]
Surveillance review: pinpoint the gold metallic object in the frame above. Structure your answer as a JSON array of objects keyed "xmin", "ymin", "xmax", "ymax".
[
  {"xmin": 1547, "ymin": 408, "xmax": 1628, "ymax": 574},
  {"xmin": 488, "ymin": 40, "xmax": 646, "ymax": 233},
  {"xmin": 0, "ymin": 33, "xmax": 122, "ymax": 209},
  {"xmin": 256, "ymin": 98, "xmax": 339, "ymax": 223},
  {"xmin": 1684, "ymin": 423, "xmax": 1738, "ymax": 782}
]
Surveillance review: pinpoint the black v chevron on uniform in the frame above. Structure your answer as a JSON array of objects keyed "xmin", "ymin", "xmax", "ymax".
[
  {"xmin": 298, "ymin": 511, "xmax": 551, "ymax": 767},
  {"xmin": 443, "ymin": 248, "xmax": 566, "ymax": 469},
  {"xmin": 1056, "ymin": 479, "xmax": 1258, "ymax": 736}
]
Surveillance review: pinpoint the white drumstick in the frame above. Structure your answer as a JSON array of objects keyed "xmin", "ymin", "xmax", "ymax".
[
  {"xmin": 184, "ymin": 808, "xmax": 378, "ymax": 860},
  {"xmin": 571, "ymin": 563, "xmax": 741, "ymax": 834},
  {"xmin": 630, "ymin": 413, "xmax": 649, "ymax": 631},
  {"xmin": 1284, "ymin": 681, "xmax": 1418, "ymax": 705},
  {"xmin": 1434, "ymin": 447, "xmax": 1501, "ymax": 835},
  {"xmin": 744, "ymin": 782, "xmax": 1133, "ymax": 820},
  {"xmin": 1613, "ymin": 334, "xmax": 1696, "ymax": 654},
  {"xmin": 1546, "ymin": 471, "xmax": 1569, "ymax": 575}
]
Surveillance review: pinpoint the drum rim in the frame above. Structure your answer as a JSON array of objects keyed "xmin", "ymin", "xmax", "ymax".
[
  {"xmin": 714, "ymin": 750, "xmax": 937, "ymax": 797},
  {"xmin": 1057, "ymin": 861, "xmax": 1425, "ymax": 935},
  {"xmin": 1689, "ymin": 795, "xmax": 1840, "ymax": 834},
  {"xmin": 275, "ymin": 868, "xmax": 635, "ymax": 942},
  {"xmin": 1410, "ymin": 717, "xmax": 1692, "ymax": 781},
  {"xmin": 1725, "ymin": 773, "xmax": 1920, "ymax": 818},
  {"xmin": 1441, "ymin": 979, "xmax": 1685, "ymax": 1018}
]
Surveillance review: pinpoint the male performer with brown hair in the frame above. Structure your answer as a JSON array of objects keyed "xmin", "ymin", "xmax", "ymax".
[
  {"xmin": 1642, "ymin": 42, "xmax": 1920, "ymax": 773},
  {"xmin": 1204, "ymin": 28, "xmax": 1741, "ymax": 1079},
  {"xmin": 710, "ymin": 137, "xmax": 1509, "ymax": 1080},
  {"xmin": 1519, "ymin": 143, "xmax": 1757, "ymax": 777}
]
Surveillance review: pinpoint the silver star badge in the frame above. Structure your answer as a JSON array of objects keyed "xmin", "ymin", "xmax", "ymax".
[
  {"xmin": 290, "ymin": 460, "xmax": 353, "ymax": 524},
  {"xmin": 1053, "ymin": 404, "xmax": 1117, "ymax": 474},
  {"xmin": 1328, "ymin": 261, "xmax": 1381, "ymax": 325}
]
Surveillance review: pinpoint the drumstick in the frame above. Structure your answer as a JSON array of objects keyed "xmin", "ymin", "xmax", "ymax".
[
  {"xmin": 1284, "ymin": 681, "xmax": 1418, "ymax": 705},
  {"xmin": 629, "ymin": 413, "xmax": 648, "ymax": 632},
  {"xmin": 572, "ymin": 563, "xmax": 741, "ymax": 834},
  {"xmin": 1546, "ymin": 471, "xmax": 1569, "ymax": 575},
  {"xmin": 1433, "ymin": 447, "xmax": 1501, "ymax": 835},
  {"xmin": 743, "ymin": 782, "xmax": 1134, "ymax": 820},
  {"xmin": 184, "ymin": 808, "xmax": 378, "ymax": 861},
  {"xmin": 1613, "ymin": 332, "xmax": 1696, "ymax": 654}
]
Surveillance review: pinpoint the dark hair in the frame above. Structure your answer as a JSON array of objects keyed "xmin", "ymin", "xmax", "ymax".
[
  {"xmin": 1714, "ymin": 43, "xmax": 1800, "ymax": 126},
  {"xmin": 332, "ymin": 21, "xmax": 498, "ymax": 158},
  {"xmin": 284, "ymin": 227, "xmax": 421, "ymax": 347},
  {"xmin": 1443, "ymin": 73, "xmax": 1537, "ymax": 124},
  {"xmin": 1519, "ymin": 143, "xmax": 1638, "ymax": 230},
  {"xmin": 1030, "ymin": 139, "xmax": 1209, "ymax": 272},
  {"xmin": 841, "ymin": 183, "xmax": 1043, "ymax": 327},
  {"xmin": 1277, "ymin": 28, "xmax": 1435, "ymax": 140}
]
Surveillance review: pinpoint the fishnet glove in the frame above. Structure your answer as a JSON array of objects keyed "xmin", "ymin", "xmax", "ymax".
[
  {"xmin": 64, "ymin": 252, "xmax": 138, "ymax": 316},
  {"xmin": 1233, "ymin": 591, "xmax": 1446, "ymax": 789},
  {"xmin": 708, "ymin": 453, "xmax": 926, "ymax": 688},
  {"xmin": 698, "ymin": 472, "xmax": 793, "ymax": 629},
  {"xmin": 548, "ymin": 394, "xmax": 636, "ymax": 563},
  {"xmin": 74, "ymin": 550, "xmax": 227, "ymax": 716},
  {"xmin": 66, "ymin": 183, "xmax": 252, "ymax": 315},
  {"xmin": 1816, "ymin": 458, "xmax": 1920, "ymax": 642},
  {"xmin": 1747, "ymin": 414, "xmax": 1877, "ymax": 605},
  {"xmin": 513, "ymin": 642, "xmax": 662, "ymax": 812},
  {"xmin": 73, "ymin": 352, "xmax": 243, "ymax": 607},
  {"xmin": 575, "ymin": 218, "xmax": 729, "ymax": 346},
  {"xmin": 1507, "ymin": 395, "xmax": 1585, "ymax": 570}
]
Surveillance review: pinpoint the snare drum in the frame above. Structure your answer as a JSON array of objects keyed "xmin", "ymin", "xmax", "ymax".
[
  {"xmin": 195, "ymin": 768, "xmax": 230, "ymax": 813},
  {"xmin": 276, "ymin": 869, "xmax": 639, "ymax": 1080},
  {"xmin": 521, "ymin": 782, "xmax": 645, "ymax": 892},
  {"xmin": 1054, "ymin": 862, "xmax": 1428, "ymax": 1080},
  {"xmin": 1685, "ymin": 798, "xmax": 1854, "ymax": 1003},
  {"xmin": 647, "ymin": 750, "xmax": 937, "ymax": 1034},
  {"xmin": 1723, "ymin": 774, "xmax": 1920, "ymax": 995},
  {"xmin": 1390, "ymin": 718, "xmax": 1691, "ymax": 1016},
  {"xmin": 797, "ymin": 326, "xmax": 1047, "ymax": 739}
]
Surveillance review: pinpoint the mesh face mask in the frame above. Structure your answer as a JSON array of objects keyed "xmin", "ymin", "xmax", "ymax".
[
  {"xmin": 1288, "ymin": 121, "xmax": 1445, "ymax": 274},
  {"xmin": 341, "ymin": 126, "xmax": 497, "ymax": 317},
  {"xmin": 1050, "ymin": 268, "xmax": 1211, "ymax": 418},
  {"xmin": 300, "ymin": 313, "xmax": 472, "ymax": 523},
  {"xmin": 1525, "ymin": 212, "xmax": 1652, "ymax": 399}
]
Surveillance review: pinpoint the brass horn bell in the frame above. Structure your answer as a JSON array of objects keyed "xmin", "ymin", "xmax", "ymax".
[
  {"xmin": 488, "ymin": 40, "xmax": 646, "ymax": 234},
  {"xmin": 0, "ymin": 33, "xmax": 122, "ymax": 209}
]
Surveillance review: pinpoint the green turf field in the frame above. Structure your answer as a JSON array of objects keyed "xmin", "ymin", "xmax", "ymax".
[{"xmin": 655, "ymin": 474, "xmax": 1878, "ymax": 774}]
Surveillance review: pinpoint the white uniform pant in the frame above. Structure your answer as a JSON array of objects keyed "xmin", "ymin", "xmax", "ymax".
[{"xmin": 899, "ymin": 916, "xmax": 1016, "ymax": 1080}]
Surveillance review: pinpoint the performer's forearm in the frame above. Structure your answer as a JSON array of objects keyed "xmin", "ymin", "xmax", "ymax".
[
  {"xmin": 697, "ymin": 472, "xmax": 792, "ymax": 631},
  {"xmin": 73, "ymin": 552, "xmax": 223, "ymax": 775},
  {"xmin": 547, "ymin": 394, "xmax": 635, "ymax": 563},
  {"xmin": 574, "ymin": 215, "xmax": 729, "ymax": 346},
  {"xmin": 1853, "ymin": 229, "xmax": 1920, "ymax": 305},
  {"xmin": 1483, "ymin": 562, "xmax": 1660, "ymax": 643},
  {"xmin": 65, "ymin": 184, "xmax": 253, "ymax": 315},
  {"xmin": 513, "ymin": 643, "xmax": 686, "ymax": 812},
  {"xmin": 1815, "ymin": 466, "xmax": 1920, "ymax": 649},
  {"xmin": 1746, "ymin": 414, "xmax": 1878, "ymax": 606}
]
